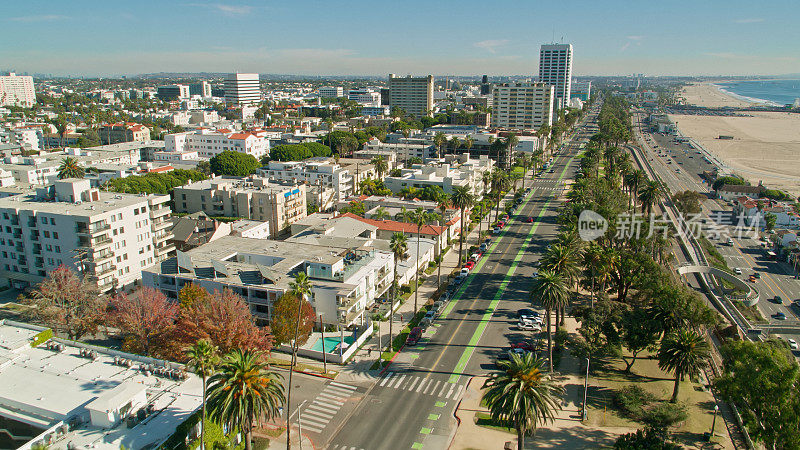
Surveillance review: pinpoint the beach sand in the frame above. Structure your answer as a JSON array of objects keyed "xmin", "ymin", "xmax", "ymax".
[
  {"xmin": 669, "ymin": 111, "xmax": 800, "ymax": 196},
  {"xmin": 679, "ymin": 82, "xmax": 767, "ymax": 108}
]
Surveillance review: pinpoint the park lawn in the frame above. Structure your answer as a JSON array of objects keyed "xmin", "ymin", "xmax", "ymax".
[{"xmin": 586, "ymin": 349, "xmax": 725, "ymax": 448}]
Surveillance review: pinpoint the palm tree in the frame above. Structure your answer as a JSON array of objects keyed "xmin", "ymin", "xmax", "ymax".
[
  {"xmin": 436, "ymin": 192, "xmax": 451, "ymax": 286},
  {"xmin": 206, "ymin": 349, "xmax": 284, "ymax": 450},
  {"xmin": 482, "ymin": 352, "xmax": 564, "ymax": 449},
  {"xmin": 186, "ymin": 339, "xmax": 219, "ymax": 450},
  {"xmin": 542, "ymin": 237, "xmax": 583, "ymax": 325},
  {"xmin": 373, "ymin": 207, "xmax": 390, "ymax": 221},
  {"xmin": 451, "ymin": 186, "xmax": 475, "ymax": 267},
  {"xmin": 463, "ymin": 135, "xmax": 474, "ymax": 155},
  {"xmin": 449, "ymin": 136, "xmax": 461, "ymax": 154},
  {"xmin": 520, "ymin": 153, "xmax": 531, "ymax": 190},
  {"xmin": 491, "ymin": 169, "xmax": 507, "ymax": 224},
  {"xmin": 638, "ymin": 180, "xmax": 661, "ymax": 217},
  {"xmin": 624, "ymin": 169, "xmax": 646, "ymax": 211},
  {"xmin": 58, "ymin": 157, "xmax": 84, "ymax": 179},
  {"xmin": 433, "ymin": 132, "xmax": 447, "ymax": 158},
  {"xmin": 286, "ymin": 272, "xmax": 312, "ymax": 442},
  {"xmin": 530, "ymin": 270, "xmax": 569, "ymax": 372},
  {"xmin": 503, "ymin": 134, "xmax": 519, "ymax": 170},
  {"xmin": 409, "ymin": 208, "xmax": 435, "ymax": 315},
  {"xmin": 657, "ymin": 329, "xmax": 710, "ymax": 402},
  {"xmin": 370, "ymin": 155, "xmax": 388, "ymax": 179},
  {"xmin": 389, "ymin": 232, "xmax": 408, "ymax": 352}
]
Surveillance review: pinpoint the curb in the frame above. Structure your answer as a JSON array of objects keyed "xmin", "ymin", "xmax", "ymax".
[
  {"xmin": 446, "ymin": 376, "xmax": 472, "ymax": 450},
  {"xmin": 377, "ymin": 341, "xmax": 406, "ymax": 376}
]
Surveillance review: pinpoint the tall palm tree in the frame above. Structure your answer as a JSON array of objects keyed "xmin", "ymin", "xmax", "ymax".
[
  {"xmin": 491, "ymin": 169, "xmax": 508, "ymax": 224},
  {"xmin": 530, "ymin": 270, "xmax": 569, "ymax": 372},
  {"xmin": 540, "ymin": 242, "xmax": 581, "ymax": 326},
  {"xmin": 409, "ymin": 208, "xmax": 435, "ymax": 314},
  {"xmin": 451, "ymin": 186, "xmax": 475, "ymax": 267},
  {"xmin": 503, "ymin": 134, "xmax": 519, "ymax": 170},
  {"xmin": 373, "ymin": 207, "xmax": 390, "ymax": 221},
  {"xmin": 482, "ymin": 352, "xmax": 564, "ymax": 449},
  {"xmin": 433, "ymin": 132, "xmax": 447, "ymax": 158},
  {"xmin": 657, "ymin": 329, "xmax": 710, "ymax": 403},
  {"xmin": 463, "ymin": 135, "xmax": 474, "ymax": 155},
  {"xmin": 449, "ymin": 136, "xmax": 461, "ymax": 154},
  {"xmin": 436, "ymin": 192, "xmax": 451, "ymax": 286},
  {"xmin": 638, "ymin": 180, "xmax": 661, "ymax": 217},
  {"xmin": 286, "ymin": 272, "xmax": 312, "ymax": 442},
  {"xmin": 520, "ymin": 153, "xmax": 531, "ymax": 190},
  {"xmin": 58, "ymin": 156, "xmax": 84, "ymax": 179},
  {"xmin": 370, "ymin": 155, "xmax": 388, "ymax": 179},
  {"xmin": 389, "ymin": 232, "xmax": 408, "ymax": 352},
  {"xmin": 206, "ymin": 349, "xmax": 285, "ymax": 450},
  {"xmin": 186, "ymin": 339, "xmax": 219, "ymax": 450},
  {"xmin": 625, "ymin": 169, "xmax": 646, "ymax": 211}
]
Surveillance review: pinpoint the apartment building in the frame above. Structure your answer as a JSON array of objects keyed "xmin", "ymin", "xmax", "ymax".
[
  {"xmin": 0, "ymin": 73, "xmax": 35, "ymax": 107},
  {"xmin": 318, "ymin": 86, "xmax": 344, "ymax": 98},
  {"xmin": 164, "ymin": 128, "xmax": 269, "ymax": 159},
  {"xmin": 388, "ymin": 74, "xmax": 434, "ymax": 117},
  {"xmin": 571, "ymin": 81, "xmax": 591, "ymax": 101},
  {"xmin": 173, "ymin": 177, "xmax": 306, "ymax": 237},
  {"xmin": 383, "ymin": 159, "xmax": 490, "ymax": 199},
  {"xmin": 359, "ymin": 138, "xmax": 438, "ymax": 162},
  {"xmin": 347, "ymin": 88, "xmax": 381, "ymax": 105},
  {"xmin": 539, "ymin": 44, "xmax": 573, "ymax": 110},
  {"xmin": 491, "ymin": 81, "xmax": 555, "ymax": 131},
  {"xmin": 99, "ymin": 122, "xmax": 150, "ymax": 145},
  {"xmin": 258, "ymin": 160, "xmax": 354, "ymax": 202},
  {"xmin": 224, "ymin": 73, "xmax": 261, "ymax": 106},
  {"xmin": 0, "ymin": 179, "xmax": 173, "ymax": 293},
  {"xmin": 143, "ymin": 236, "xmax": 393, "ymax": 327}
]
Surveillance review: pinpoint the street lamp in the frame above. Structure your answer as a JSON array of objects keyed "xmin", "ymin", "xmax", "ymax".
[
  {"xmin": 582, "ymin": 358, "xmax": 589, "ymax": 421},
  {"xmin": 710, "ymin": 404, "xmax": 719, "ymax": 437}
]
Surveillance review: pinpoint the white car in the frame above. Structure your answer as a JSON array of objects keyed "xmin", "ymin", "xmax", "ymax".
[
  {"xmin": 734, "ymin": 268, "xmax": 742, "ymax": 275},
  {"xmin": 789, "ymin": 339, "xmax": 798, "ymax": 350},
  {"xmin": 493, "ymin": 227, "xmax": 502, "ymax": 234},
  {"xmin": 517, "ymin": 321, "xmax": 541, "ymax": 332}
]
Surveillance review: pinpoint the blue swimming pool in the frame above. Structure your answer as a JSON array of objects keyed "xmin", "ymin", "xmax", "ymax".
[{"xmin": 310, "ymin": 335, "xmax": 355, "ymax": 353}]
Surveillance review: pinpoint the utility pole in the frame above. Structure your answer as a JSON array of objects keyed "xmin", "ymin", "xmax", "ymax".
[{"xmin": 582, "ymin": 358, "xmax": 589, "ymax": 421}]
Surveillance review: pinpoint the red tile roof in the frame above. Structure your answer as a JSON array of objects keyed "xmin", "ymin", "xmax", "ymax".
[
  {"xmin": 147, "ymin": 165, "xmax": 175, "ymax": 173},
  {"xmin": 340, "ymin": 213, "xmax": 447, "ymax": 236},
  {"xmin": 228, "ymin": 133, "xmax": 253, "ymax": 140}
]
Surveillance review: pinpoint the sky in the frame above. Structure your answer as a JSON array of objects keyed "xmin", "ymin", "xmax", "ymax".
[{"xmin": 2, "ymin": 0, "xmax": 799, "ymax": 77}]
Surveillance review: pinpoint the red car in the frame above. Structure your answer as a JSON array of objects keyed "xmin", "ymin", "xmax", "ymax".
[
  {"xmin": 407, "ymin": 327, "xmax": 423, "ymax": 345},
  {"xmin": 497, "ymin": 221, "xmax": 506, "ymax": 228},
  {"xmin": 502, "ymin": 214, "xmax": 510, "ymax": 221},
  {"xmin": 464, "ymin": 261, "xmax": 476, "ymax": 270},
  {"xmin": 526, "ymin": 216, "xmax": 535, "ymax": 223},
  {"xmin": 511, "ymin": 341, "xmax": 536, "ymax": 352}
]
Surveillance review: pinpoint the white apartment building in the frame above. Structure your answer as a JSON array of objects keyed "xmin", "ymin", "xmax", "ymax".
[
  {"xmin": 383, "ymin": 158, "xmax": 491, "ymax": 198},
  {"xmin": 164, "ymin": 128, "xmax": 269, "ymax": 159},
  {"xmin": 347, "ymin": 88, "xmax": 382, "ymax": 105},
  {"xmin": 388, "ymin": 74, "xmax": 434, "ymax": 117},
  {"xmin": 539, "ymin": 44, "xmax": 573, "ymax": 110},
  {"xmin": 143, "ymin": 236, "xmax": 393, "ymax": 327},
  {"xmin": 224, "ymin": 73, "xmax": 261, "ymax": 106},
  {"xmin": 173, "ymin": 177, "xmax": 307, "ymax": 237},
  {"xmin": 0, "ymin": 179, "xmax": 173, "ymax": 293},
  {"xmin": 360, "ymin": 138, "xmax": 438, "ymax": 162},
  {"xmin": 491, "ymin": 82, "xmax": 555, "ymax": 131},
  {"xmin": 258, "ymin": 160, "xmax": 354, "ymax": 202},
  {"xmin": 318, "ymin": 86, "xmax": 344, "ymax": 98},
  {"xmin": 0, "ymin": 73, "xmax": 35, "ymax": 107}
]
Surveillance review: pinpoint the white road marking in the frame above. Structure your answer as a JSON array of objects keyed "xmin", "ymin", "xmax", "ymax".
[{"xmin": 379, "ymin": 372, "xmax": 394, "ymax": 387}]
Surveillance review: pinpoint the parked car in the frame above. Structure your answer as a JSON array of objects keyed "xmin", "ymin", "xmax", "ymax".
[
  {"xmin": 511, "ymin": 341, "xmax": 536, "ymax": 352},
  {"xmin": 734, "ymin": 268, "xmax": 742, "ymax": 275},
  {"xmin": 464, "ymin": 261, "xmax": 475, "ymax": 270},
  {"xmin": 406, "ymin": 327, "xmax": 423, "ymax": 345},
  {"xmin": 480, "ymin": 243, "xmax": 488, "ymax": 252},
  {"xmin": 789, "ymin": 339, "xmax": 799, "ymax": 350},
  {"xmin": 775, "ymin": 312, "xmax": 787, "ymax": 320},
  {"xmin": 493, "ymin": 227, "xmax": 502, "ymax": 234},
  {"xmin": 526, "ymin": 216, "xmax": 535, "ymax": 223},
  {"xmin": 775, "ymin": 295, "xmax": 784, "ymax": 305},
  {"xmin": 484, "ymin": 238, "xmax": 492, "ymax": 245},
  {"xmin": 459, "ymin": 268, "xmax": 470, "ymax": 277},
  {"xmin": 502, "ymin": 214, "xmax": 510, "ymax": 221},
  {"xmin": 518, "ymin": 308, "xmax": 537, "ymax": 321},
  {"xmin": 517, "ymin": 321, "xmax": 541, "ymax": 331}
]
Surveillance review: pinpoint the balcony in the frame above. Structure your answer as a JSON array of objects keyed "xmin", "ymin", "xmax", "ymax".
[
  {"xmin": 91, "ymin": 264, "xmax": 116, "ymax": 277},
  {"xmin": 76, "ymin": 222, "xmax": 111, "ymax": 235},
  {"xmin": 90, "ymin": 250, "xmax": 114, "ymax": 264},
  {"xmin": 151, "ymin": 219, "xmax": 171, "ymax": 232},
  {"xmin": 339, "ymin": 307, "xmax": 363, "ymax": 325},
  {"xmin": 150, "ymin": 207, "xmax": 171, "ymax": 219},
  {"xmin": 14, "ymin": 244, "xmax": 24, "ymax": 253},
  {"xmin": 77, "ymin": 235, "xmax": 113, "ymax": 250},
  {"xmin": 154, "ymin": 243, "xmax": 175, "ymax": 257}
]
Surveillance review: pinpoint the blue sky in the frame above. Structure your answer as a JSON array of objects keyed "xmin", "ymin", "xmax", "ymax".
[{"xmin": 2, "ymin": 0, "xmax": 799, "ymax": 77}]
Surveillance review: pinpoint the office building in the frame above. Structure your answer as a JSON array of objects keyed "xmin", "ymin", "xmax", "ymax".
[
  {"xmin": 480, "ymin": 75, "xmax": 492, "ymax": 95},
  {"xmin": 388, "ymin": 74, "xmax": 434, "ymax": 117},
  {"xmin": 189, "ymin": 81, "xmax": 212, "ymax": 98},
  {"xmin": 173, "ymin": 177, "xmax": 306, "ymax": 237},
  {"xmin": 143, "ymin": 235, "xmax": 393, "ymax": 327},
  {"xmin": 0, "ymin": 73, "xmax": 35, "ymax": 107},
  {"xmin": 539, "ymin": 44, "xmax": 573, "ymax": 110},
  {"xmin": 491, "ymin": 81, "xmax": 555, "ymax": 130},
  {"xmin": 347, "ymin": 88, "xmax": 382, "ymax": 105},
  {"xmin": 156, "ymin": 84, "xmax": 190, "ymax": 101},
  {"xmin": 224, "ymin": 73, "xmax": 260, "ymax": 106},
  {"xmin": 0, "ymin": 179, "xmax": 173, "ymax": 293},
  {"xmin": 318, "ymin": 86, "xmax": 344, "ymax": 98},
  {"xmin": 99, "ymin": 122, "xmax": 150, "ymax": 145}
]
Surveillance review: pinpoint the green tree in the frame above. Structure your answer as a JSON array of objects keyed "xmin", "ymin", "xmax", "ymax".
[
  {"xmin": 657, "ymin": 329, "xmax": 710, "ymax": 403},
  {"xmin": 671, "ymin": 190, "xmax": 704, "ymax": 216},
  {"xmin": 185, "ymin": 339, "xmax": 219, "ymax": 450},
  {"xmin": 764, "ymin": 212, "xmax": 777, "ymax": 232},
  {"xmin": 389, "ymin": 232, "xmax": 408, "ymax": 351},
  {"xmin": 435, "ymin": 192, "xmax": 451, "ymax": 286},
  {"xmin": 409, "ymin": 208, "xmax": 436, "ymax": 314},
  {"xmin": 373, "ymin": 207, "xmax": 390, "ymax": 220},
  {"xmin": 57, "ymin": 156, "xmax": 85, "ymax": 179},
  {"xmin": 196, "ymin": 160, "xmax": 212, "ymax": 176},
  {"xmin": 433, "ymin": 132, "xmax": 447, "ymax": 158},
  {"xmin": 451, "ymin": 185, "xmax": 475, "ymax": 267},
  {"xmin": 371, "ymin": 155, "xmax": 388, "ymax": 179},
  {"xmin": 638, "ymin": 180, "xmax": 662, "ymax": 217},
  {"xmin": 620, "ymin": 308, "xmax": 660, "ymax": 373},
  {"xmin": 206, "ymin": 349, "xmax": 285, "ymax": 450},
  {"xmin": 209, "ymin": 151, "xmax": 261, "ymax": 176},
  {"xmin": 482, "ymin": 352, "xmax": 564, "ymax": 449},
  {"xmin": 530, "ymin": 270, "xmax": 570, "ymax": 371}
]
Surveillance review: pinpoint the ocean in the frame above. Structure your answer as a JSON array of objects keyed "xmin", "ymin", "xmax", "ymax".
[{"xmin": 714, "ymin": 79, "xmax": 800, "ymax": 107}]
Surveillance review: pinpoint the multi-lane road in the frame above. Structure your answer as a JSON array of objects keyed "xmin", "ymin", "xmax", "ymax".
[{"xmin": 318, "ymin": 111, "xmax": 598, "ymax": 450}]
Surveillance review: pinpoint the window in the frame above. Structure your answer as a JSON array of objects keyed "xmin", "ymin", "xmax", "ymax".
[
  {"xmin": 40, "ymin": 217, "xmax": 46, "ymax": 224},
  {"xmin": 43, "ymin": 231, "xmax": 50, "ymax": 238},
  {"xmin": 53, "ymin": 232, "xmax": 58, "ymax": 239},
  {"xmin": 49, "ymin": 218, "xmax": 55, "ymax": 225}
]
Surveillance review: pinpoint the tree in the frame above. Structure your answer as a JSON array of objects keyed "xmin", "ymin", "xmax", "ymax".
[
  {"xmin": 482, "ymin": 352, "xmax": 564, "ymax": 449},
  {"xmin": 186, "ymin": 339, "xmax": 219, "ymax": 450},
  {"xmin": 270, "ymin": 292, "xmax": 315, "ymax": 346},
  {"xmin": 22, "ymin": 265, "xmax": 105, "ymax": 340},
  {"xmin": 109, "ymin": 287, "xmax": 178, "ymax": 357},
  {"xmin": 58, "ymin": 156, "xmax": 85, "ymax": 179},
  {"xmin": 328, "ymin": 131, "xmax": 359, "ymax": 156},
  {"xmin": 209, "ymin": 151, "xmax": 261, "ymax": 176},
  {"xmin": 716, "ymin": 340, "xmax": 800, "ymax": 448},
  {"xmin": 409, "ymin": 208, "xmax": 436, "ymax": 314},
  {"xmin": 764, "ymin": 212, "xmax": 777, "ymax": 232},
  {"xmin": 671, "ymin": 190, "xmax": 703, "ymax": 216},
  {"xmin": 614, "ymin": 427, "xmax": 682, "ymax": 450},
  {"xmin": 176, "ymin": 288, "xmax": 273, "ymax": 357},
  {"xmin": 530, "ymin": 270, "xmax": 569, "ymax": 371},
  {"xmin": 341, "ymin": 200, "xmax": 366, "ymax": 217},
  {"xmin": 449, "ymin": 136, "xmax": 461, "ymax": 154},
  {"xmin": 196, "ymin": 160, "xmax": 212, "ymax": 176},
  {"xmin": 178, "ymin": 282, "xmax": 212, "ymax": 309},
  {"xmin": 371, "ymin": 155, "xmax": 388, "ymax": 179},
  {"xmin": 541, "ymin": 242, "xmax": 581, "ymax": 325},
  {"xmin": 712, "ymin": 175, "xmax": 746, "ymax": 191},
  {"xmin": 373, "ymin": 207, "xmax": 390, "ymax": 220},
  {"xmin": 638, "ymin": 180, "xmax": 661, "ymax": 217},
  {"xmin": 657, "ymin": 329, "xmax": 710, "ymax": 403},
  {"xmin": 206, "ymin": 349, "xmax": 285, "ymax": 450},
  {"xmin": 433, "ymin": 132, "xmax": 447, "ymax": 158},
  {"xmin": 436, "ymin": 192, "xmax": 451, "ymax": 286},
  {"xmin": 388, "ymin": 232, "xmax": 409, "ymax": 353},
  {"xmin": 620, "ymin": 308, "xmax": 660, "ymax": 373},
  {"xmin": 451, "ymin": 185, "xmax": 475, "ymax": 267}
]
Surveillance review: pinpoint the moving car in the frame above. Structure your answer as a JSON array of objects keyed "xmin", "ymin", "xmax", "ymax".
[
  {"xmin": 406, "ymin": 327, "xmax": 423, "ymax": 345},
  {"xmin": 775, "ymin": 312, "xmax": 787, "ymax": 320},
  {"xmin": 526, "ymin": 216, "xmax": 535, "ymax": 223},
  {"xmin": 734, "ymin": 268, "xmax": 742, "ymax": 275},
  {"xmin": 789, "ymin": 339, "xmax": 799, "ymax": 350}
]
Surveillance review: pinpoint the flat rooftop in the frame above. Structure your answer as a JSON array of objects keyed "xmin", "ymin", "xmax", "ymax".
[{"xmin": 0, "ymin": 189, "xmax": 168, "ymax": 216}]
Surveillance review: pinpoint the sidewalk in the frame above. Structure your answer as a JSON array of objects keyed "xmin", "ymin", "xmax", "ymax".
[{"xmin": 265, "ymin": 425, "xmax": 314, "ymax": 450}]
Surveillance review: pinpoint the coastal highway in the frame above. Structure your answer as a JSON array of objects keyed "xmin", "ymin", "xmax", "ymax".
[{"xmin": 323, "ymin": 110, "xmax": 597, "ymax": 450}]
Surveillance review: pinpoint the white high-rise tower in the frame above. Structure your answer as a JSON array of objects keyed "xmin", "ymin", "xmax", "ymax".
[
  {"xmin": 538, "ymin": 44, "xmax": 573, "ymax": 110},
  {"xmin": 224, "ymin": 73, "xmax": 261, "ymax": 106}
]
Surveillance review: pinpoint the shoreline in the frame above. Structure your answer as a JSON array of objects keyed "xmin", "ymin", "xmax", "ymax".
[{"xmin": 712, "ymin": 84, "xmax": 783, "ymax": 108}]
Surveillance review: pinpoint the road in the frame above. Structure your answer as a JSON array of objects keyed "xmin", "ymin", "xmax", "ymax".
[{"xmin": 323, "ymin": 111, "xmax": 598, "ymax": 450}]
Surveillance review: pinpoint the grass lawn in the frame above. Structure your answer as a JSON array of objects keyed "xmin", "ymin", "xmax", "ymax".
[
  {"xmin": 585, "ymin": 350, "xmax": 724, "ymax": 448},
  {"xmin": 474, "ymin": 412, "xmax": 515, "ymax": 434}
]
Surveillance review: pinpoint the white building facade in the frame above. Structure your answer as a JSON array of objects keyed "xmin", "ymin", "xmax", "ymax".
[
  {"xmin": 0, "ymin": 73, "xmax": 35, "ymax": 107},
  {"xmin": 539, "ymin": 44, "xmax": 573, "ymax": 110},
  {"xmin": 491, "ymin": 82, "xmax": 555, "ymax": 131},
  {"xmin": 224, "ymin": 73, "xmax": 261, "ymax": 106}
]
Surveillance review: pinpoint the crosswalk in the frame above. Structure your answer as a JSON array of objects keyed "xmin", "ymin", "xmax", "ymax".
[
  {"xmin": 378, "ymin": 372, "xmax": 465, "ymax": 400},
  {"xmin": 299, "ymin": 381, "xmax": 357, "ymax": 434},
  {"xmin": 329, "ymin": 445, "xmax": 365, "ymax": 450}
]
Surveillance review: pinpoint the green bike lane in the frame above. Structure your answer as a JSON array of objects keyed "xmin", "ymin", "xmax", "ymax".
[{"xmin": 324, "ymin": 151, "xmax": 580, "ymax": 450}]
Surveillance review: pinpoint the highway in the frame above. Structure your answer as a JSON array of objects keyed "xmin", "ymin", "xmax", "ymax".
[{"xmin": 322, "ymin": 110, "xmax": 598, "ymax": 450}]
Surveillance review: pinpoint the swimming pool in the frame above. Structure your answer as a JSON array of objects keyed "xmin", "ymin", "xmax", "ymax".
[{"xmin": 310, "ymin": 335, "xmax": 355, "ymax": 353}]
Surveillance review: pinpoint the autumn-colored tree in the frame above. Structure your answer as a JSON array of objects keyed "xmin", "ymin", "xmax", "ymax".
[
  {"xmin": 176, "ymin": 288, "xmax": 273, "ymax": 357},
  {"xmin": 22, "ymin": 265, "xmax": 105, "ymax": 340},
  {"xmin": 270, "ymin": 291, "xmax": 316, "ymax": 347},
  {"xmin": 178, "ymin": 282, "xmax": 211, "ymax": 309},
  {"xmin": 109, "ymin": 287, "xmax": 178, "ymax": 358}
]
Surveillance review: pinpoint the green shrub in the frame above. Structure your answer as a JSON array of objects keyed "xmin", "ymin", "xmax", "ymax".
[
  {"xmin": 554, "ymin": 328, "xmax": 569, "ymax": 350},
  {"xmin": 30, "ymin": 328, "xmax": 53, "ymax": 347},
  {"xmin": 641, "ymin": 402, "xmax": 687, "ymax": 429},
  {"xmin": 613, "ymin": 385, "xmax": 657, "ymax": 420}
]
